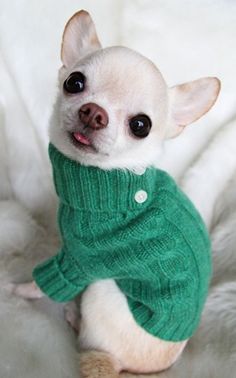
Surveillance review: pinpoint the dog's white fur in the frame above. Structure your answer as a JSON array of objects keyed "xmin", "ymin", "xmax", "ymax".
[{"xmin": 12, "ymin": 10, "xmax": 223, "ymax": 376}]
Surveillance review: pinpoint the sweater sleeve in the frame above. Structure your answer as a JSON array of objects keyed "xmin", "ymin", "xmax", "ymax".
[{"xmin": 32, "ymin": 248, "xmax": 88, "ymax": 302}]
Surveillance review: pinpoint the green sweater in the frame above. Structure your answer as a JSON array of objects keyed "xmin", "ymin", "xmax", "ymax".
[{"xmin": 33, "ymin": 143, "xmax": 211, "ymax": 342}]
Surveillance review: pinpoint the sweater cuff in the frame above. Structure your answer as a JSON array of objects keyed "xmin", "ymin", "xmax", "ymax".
[{"xmin": 32, "ymin": 250, "xmax": 84, "ymax": 302}]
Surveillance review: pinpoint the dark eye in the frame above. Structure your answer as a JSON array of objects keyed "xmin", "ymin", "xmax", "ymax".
[
  {"xmin": 129, "ymin": 114, "xmax": 152, "ymax": 138},
  {"xmin": 63, "ymin": 72, "xmax": 86, "ymax": 94}
]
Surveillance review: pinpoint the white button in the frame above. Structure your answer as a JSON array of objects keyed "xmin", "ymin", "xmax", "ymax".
[
  {"xmin": 133, "ymin": 167, "xmax": 146, "ymax": 175},
  {"xmin": 135, "ymin": 190, "xmax": 148, "ymax": 203}
]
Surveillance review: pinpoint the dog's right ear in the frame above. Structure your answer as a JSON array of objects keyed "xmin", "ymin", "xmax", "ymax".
[{"xmin": 61, "ymin": 10, "xmax": 102, "ymax": 68}]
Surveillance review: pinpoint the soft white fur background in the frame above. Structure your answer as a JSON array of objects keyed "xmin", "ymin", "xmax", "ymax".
[{"xmin": 0, "ymin": 1, "xmax": 236, "ymax": 377}]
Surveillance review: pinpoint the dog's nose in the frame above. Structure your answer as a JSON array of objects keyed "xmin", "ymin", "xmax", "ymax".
[{"xmin": 79, "ymin": 103, "xmax": 108, "ymax": 129}]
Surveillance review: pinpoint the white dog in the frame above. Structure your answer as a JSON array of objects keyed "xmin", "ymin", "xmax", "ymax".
[{"xmin": 13, "ymin": 10, "xmax": 220, "ymax": 377}]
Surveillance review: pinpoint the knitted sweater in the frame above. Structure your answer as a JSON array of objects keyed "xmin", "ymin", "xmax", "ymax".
[{"xmin": 33, "ymin": 143, "xmax": 211, "ymax": 342}]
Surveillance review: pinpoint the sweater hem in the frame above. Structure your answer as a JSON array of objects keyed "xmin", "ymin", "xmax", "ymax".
[{"xmin": 123, "ymin": 295, "xmax": 201, "ymax": 342}]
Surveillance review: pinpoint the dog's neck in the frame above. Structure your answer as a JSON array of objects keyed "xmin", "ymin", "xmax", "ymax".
[{"xmin": 49, "ymin": 143, "xmax": 165, "ymax": 212}]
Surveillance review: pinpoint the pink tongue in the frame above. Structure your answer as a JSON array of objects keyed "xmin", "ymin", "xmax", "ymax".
[{"xmin": 73, "ymin": 132, "xmax": 91, "ymax": 146}]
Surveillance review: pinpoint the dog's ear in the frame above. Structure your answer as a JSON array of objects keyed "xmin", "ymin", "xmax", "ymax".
[
  {"xmin": 167, "ymin": 77, "xmax": 221, "ymax": 138},
  {"xmin": 61, "ymin": 10, "xmax": 102, "ymax": 67}
]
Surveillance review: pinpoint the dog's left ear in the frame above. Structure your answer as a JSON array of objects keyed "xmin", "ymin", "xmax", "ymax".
[
  {"xmin": 167, "ymin": 77, "xmax": 221, "ymax": 138},
  {"xmin": 61, "ymin": 10, "xmax": 102, "ymax": 68}
]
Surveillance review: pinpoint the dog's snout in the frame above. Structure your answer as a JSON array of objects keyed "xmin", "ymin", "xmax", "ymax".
[{"xmin": 79, "ymin": 103, "xmax": 108, "ymax": 129}]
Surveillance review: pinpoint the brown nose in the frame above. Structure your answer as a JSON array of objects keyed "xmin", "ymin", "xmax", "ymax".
[{"xmin": 79, "ymin": 103, "xmax": 109, "ymax": 129}]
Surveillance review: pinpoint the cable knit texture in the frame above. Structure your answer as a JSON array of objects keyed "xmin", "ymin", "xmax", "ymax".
[{"xmin": 33, "ymin": 143, "xmax": 212, "ymax": 341}]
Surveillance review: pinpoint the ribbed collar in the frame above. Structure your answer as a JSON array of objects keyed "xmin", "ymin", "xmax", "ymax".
[{"xmin": 49, "ymin": 143, "xmax": 159, "ymax": 212}]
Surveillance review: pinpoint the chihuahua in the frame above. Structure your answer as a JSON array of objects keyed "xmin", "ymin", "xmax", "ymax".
[{"xmin": 13, "ymin": 10, "xmax": 220, "ymax": 377}]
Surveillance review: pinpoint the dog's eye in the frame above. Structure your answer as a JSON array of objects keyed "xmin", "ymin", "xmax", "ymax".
[
  {"xmin": 129, "ymin": 114, "xmax": 152, "ymax": 138},
  {"xmin": 63, "ymin": 72, "xmax": 86, "ymax": 94}
]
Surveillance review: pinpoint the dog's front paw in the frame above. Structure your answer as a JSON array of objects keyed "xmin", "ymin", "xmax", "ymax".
[{"xmin": 9, "ymin": 281, "xmax": 44, "ymax": 299}]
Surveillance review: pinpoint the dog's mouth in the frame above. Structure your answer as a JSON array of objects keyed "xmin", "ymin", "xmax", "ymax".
[
  {"xmin": 72, "ymin": 131, "xmax": 91, "ymax": 146},
  {"xmin": 69, "ymin": 131, "xmax": 97, "ymax": 152}
]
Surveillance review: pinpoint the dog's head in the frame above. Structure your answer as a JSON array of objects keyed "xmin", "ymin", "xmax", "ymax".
[{"xmin": 50, "ymin": 10, "xmax": 220, "ymax": 170}]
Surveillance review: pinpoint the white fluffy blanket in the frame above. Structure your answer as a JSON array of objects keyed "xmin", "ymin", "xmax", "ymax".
[{"xmin": 0, "ymin": 1, "xmax": 236, "ymax": 377}]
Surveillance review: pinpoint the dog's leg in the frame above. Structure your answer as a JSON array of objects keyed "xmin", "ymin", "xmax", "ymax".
[
  {"xmin": 10, "ymin": 280, "xmax": 44, "ymax": 299},
  {"xmin": 64, "ymin": 301, "xmax": 80, "ymax": 333},
  {"xmin": 79, "ymin": 280, "xmax": 188, "ymax": 374},
  {"xmin": 79, "ymin": 350, "xmax": 121, "ymax": 378},
  {"xmin": 64, "ymin": 303, "xmax": 121, "ymax": 377}
]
